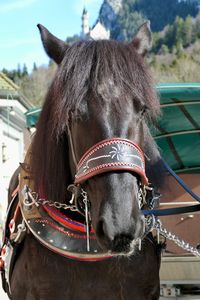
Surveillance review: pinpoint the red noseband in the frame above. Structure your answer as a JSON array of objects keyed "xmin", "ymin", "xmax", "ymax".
[{"xmin": 74, "ymin": 138, "xmax": 148, "ymax": 185}]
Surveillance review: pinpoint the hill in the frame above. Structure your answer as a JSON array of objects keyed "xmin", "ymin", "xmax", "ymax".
[{"xmin": 99, "ymin": 0, "xmax": 199, "ymax": 40}]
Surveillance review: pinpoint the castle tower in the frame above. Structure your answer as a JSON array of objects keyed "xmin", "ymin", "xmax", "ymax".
[{"xmin": 82, "ymin": 7, "xmax": 89, "ymax": 37}]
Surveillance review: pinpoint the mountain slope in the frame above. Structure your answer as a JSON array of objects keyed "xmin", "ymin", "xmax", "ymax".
[{"xmin": 99, "ymin": 0, "xmax": 199, "ymax": 40}]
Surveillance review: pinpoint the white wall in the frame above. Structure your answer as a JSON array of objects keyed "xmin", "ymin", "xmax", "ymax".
[{"xmin": 0, "ymin": 117, "xmax": 24, "ymax": 220}]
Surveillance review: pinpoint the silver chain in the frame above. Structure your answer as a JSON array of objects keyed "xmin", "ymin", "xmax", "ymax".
[
  {"xmin": 36, "ymin": 198, "xmax": 77, "ymax": 211},
  {"xmin": 24, "ymin": 188, "xmax": 77, "ymax": 211},
  {"xmin": 24, "ymin": 186, "xmax": 200, "ymax": 257},
  {"xmin": 154, "ymin": 218, "xmax": 200, "ymax": 257}
]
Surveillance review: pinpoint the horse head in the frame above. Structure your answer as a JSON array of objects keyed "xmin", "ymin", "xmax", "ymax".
[{"xmin": 32, "ymin": 23, "xmax": 162, "ymax": 256}]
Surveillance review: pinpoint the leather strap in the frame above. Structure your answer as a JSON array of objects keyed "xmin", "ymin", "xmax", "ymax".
[
  {"xmin": 143, "ymin": 203, "xmax": 200, "ymax": 216},
  {"xmin": 75, "ymin": 138, "xmax": 148, "ymax": 185},
  {"xmin": 162, "ymin": 159, "xmax": 200, "ymax": 202},
  {"xmin": 143, "ymin": 160, "xmax": 200, "ymax": 216}
]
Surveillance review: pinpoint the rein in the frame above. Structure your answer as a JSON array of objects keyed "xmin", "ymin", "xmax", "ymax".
[{"xmin": 142, "ymin": 160, "xmax": 200, "ymax": 216}]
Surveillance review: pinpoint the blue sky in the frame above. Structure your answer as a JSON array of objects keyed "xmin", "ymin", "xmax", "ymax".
[{"xmin": 0, "ymin": 0, "xmax": 103, "ymax": 72}]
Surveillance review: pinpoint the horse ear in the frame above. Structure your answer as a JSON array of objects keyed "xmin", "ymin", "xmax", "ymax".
[
  {"xmin": 37, "ymin": 24, "xmax": 68, "ymax": 64},
  {"xmin": 131, "ymin": 21, "xmax": 152, "ymax": 56}
]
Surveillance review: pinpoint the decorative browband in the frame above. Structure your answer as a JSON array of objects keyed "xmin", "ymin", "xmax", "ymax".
[{"xmin": 75, "ymin": 138, "xmax": 148, "ymax": 185}]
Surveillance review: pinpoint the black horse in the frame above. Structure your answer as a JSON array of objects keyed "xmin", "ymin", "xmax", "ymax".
[{"xmin": 3, "ymin": 22, "xmax": 165, "ymax": 299}]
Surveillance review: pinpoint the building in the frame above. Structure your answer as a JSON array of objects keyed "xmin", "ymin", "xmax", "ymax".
[
  {"xmin": 0, "ymin": 72, "xmax": 33, "ymax": 216},
  {"xmin": 81, "ymin": 7, "xmax": 110, "ymax": 40}
]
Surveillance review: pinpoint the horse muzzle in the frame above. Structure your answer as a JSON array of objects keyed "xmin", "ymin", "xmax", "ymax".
[
  {"xmin": 98, "ymin": 221, "xmax": 145, "ymax": 255},
  {"xmin": 73, "ymin": 138, "xmax": 148, "ymax": 255}
]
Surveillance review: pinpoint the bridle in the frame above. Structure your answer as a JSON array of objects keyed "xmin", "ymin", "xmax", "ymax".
[
  {"xmin": 74, "ymin": 138, "xmax": 148, "ymax": 185},
  {"xmin": 67, "ymin": 126, "xmax": 200, "ymax": 250},
  {"xmin": 68, "ymin": 135, "xmax": 152, "ymax": 250},
  {"xmin": 67, "ymin": 123, "xmax": 148, "ymax": 184},
  {"xmin": 67, "ymin": 120, "xmax": 149, "ymax": 196}
]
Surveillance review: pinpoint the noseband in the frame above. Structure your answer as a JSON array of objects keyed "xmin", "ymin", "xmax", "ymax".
[
  {"xmin": 74, "ymin": 138, "xmax": 148, "ymax": 185},
  {"xmin": 69, "ymin": 137, "xmax": 150, "ymax": 252}
]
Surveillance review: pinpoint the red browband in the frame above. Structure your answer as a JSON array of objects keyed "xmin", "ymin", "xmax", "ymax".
[{"xmin": 75, "ymin": 138, "xmax": 148, "ymax": 185}]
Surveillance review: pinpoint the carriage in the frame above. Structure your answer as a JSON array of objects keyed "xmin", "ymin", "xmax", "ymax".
[
  {"xmin": 26, "ymin": 83, "xmax": 200, "ymax": 299},
  {"xmin": 154, "ymin": 83, "xmax": 200, "ymax": 298}
]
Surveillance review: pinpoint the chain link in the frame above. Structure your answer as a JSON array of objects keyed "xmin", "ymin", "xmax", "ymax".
[
  {"xmin": 154, "ymin": 219, "xmax": 200, "ymax": 257},
  {"xmin": 25, "ymin": 186, "xmax": 200, "ymax": 257},
  {"xmin": 27, "ymin": 190, "xmax": 77, "ymax": 211}
]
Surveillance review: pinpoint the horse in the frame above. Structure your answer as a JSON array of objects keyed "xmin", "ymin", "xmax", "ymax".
[{"xmin": 2, "ymin": 22, "xmax": 165, "ymax": 300}]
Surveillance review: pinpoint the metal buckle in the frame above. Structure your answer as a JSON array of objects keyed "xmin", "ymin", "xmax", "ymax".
[{"xmin": 145, "ymin": 185, "xmax": 161, "ymax": 209}]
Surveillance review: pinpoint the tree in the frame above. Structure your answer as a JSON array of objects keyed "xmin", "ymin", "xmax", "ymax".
[
  {"xmin": 181, "ymin": 15, "xmax": 193, "ymax": 47},
  {"xmin": 33, "ymin": 62, "xmax": 37, "ymax": 72},
  {"xmin": 20, "ymin": 64, "xmax": 57, "ymax": 106},
  {"xmin": 22, "ymin": 64, "xmax": 28, "ymax": 77},
  {"xmin": 159, "ymin": 44, "xmax": 169, "ymax": 55},
  {"xmin": 99, "ymin": 0, "xmax": 199, "ymax": 41}
]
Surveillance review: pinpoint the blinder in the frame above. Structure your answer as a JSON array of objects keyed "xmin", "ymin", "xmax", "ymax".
[{"xmin": 74, "ymin": 138, "xmax": 148, "ymax": 186}]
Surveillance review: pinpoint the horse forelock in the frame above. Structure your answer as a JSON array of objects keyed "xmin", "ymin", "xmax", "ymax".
[
  {"xmin": 31, "ymin": 39, "xmax": 162, "ymax": 202},
  {"xmin": 50, "ymin": 40, "xmax": 160, "ymax": 131}
]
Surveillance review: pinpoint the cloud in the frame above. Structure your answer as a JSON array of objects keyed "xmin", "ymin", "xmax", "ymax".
[{"xmin": 0, "ymin": 0, "xmax": 37, "ymax": 13}]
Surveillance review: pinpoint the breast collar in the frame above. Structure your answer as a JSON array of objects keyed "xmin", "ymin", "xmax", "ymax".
[
  {"xmin": 18, "ymin": 149, "xmax": 112, "ymax": 261},
  {"xmin": 17, "ymin": 137, "xmax": 150, "ymax": 261}
]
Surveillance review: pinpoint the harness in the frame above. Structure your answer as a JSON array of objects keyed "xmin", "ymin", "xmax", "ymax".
[{"xmin": 1, "ymin": 137, "xmax": 200, "ymax": 294}]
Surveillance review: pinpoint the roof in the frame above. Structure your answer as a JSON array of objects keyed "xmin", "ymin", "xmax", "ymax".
[
  {"xmin": 90, "ymin": 21, "xmax": 110, "ymax": 40},
  {"xmin": 155, "ymin": 83, "xmax": 200, "ymax": 174},
  {"xmin": 25, "ymin": 83, "xmax": 200, "ymax": 173},
  {"xmin": 0, "ymin": 72, "xmax": 19, "ymax": 92},
  {"xmin": 0, "ymin": 72, "xmax": 33, "ymax": 109},
  {"xmin": 25, "ymin": 107, "xmax": 41, "ymax": 127}
]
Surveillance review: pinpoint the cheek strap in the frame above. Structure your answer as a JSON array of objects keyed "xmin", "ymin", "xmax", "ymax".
[{"xmin": 74, "ymin": 138, "xmax": 148, "ymax": 185}]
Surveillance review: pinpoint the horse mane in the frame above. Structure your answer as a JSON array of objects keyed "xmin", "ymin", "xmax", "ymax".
[{"xmin": 31, "ymin": 39, "xmax": 162, "ymax": 202}]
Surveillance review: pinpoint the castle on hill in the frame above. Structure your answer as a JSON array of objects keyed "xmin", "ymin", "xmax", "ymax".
[{"xmin": 81, "ymin": 7, "xmax": 110, "ymax": 40}]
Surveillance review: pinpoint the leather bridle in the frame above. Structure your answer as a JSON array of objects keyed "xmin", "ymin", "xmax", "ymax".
[
  {"xmin": 75, "ymin": 138, "xmax": 148, "ymax": 185},
  {"xmin": 66, "ymin": 120, "xmax": 151, "ymax": 217},
  {"xmin": 67, "ymin": 126, "xmax": 200, "ymax": 218},
  {"xmin": 66, "ymin": 131, "xmax": 152, "ymax": 248},
  {"xmin": 67, "ymin": 124, "xmax": 148, "ymax": 185}
]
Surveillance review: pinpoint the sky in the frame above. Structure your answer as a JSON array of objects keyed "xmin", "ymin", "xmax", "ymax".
[{"xmin": 0, "ymin": 0, "xmax": 103, "ymax": 72}]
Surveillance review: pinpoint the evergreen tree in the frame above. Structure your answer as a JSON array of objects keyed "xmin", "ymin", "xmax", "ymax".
[
  {"xmin": 17, "ymin": 64, "xmax": 22, "ymax": 78},
  {"xmin": 22, "ymin": 64, "xmax": 28, "ymax": 77},
  {"xmin": 33, "ymin": 62, "xmax": 37, "ymax": 72}
]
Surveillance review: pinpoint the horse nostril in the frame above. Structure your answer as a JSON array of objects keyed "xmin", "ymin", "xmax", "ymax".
[
  {"xmin": 96, "ymin": 219, "xmax": 107, "ymax": 239},
  {"xmin": 112, "ymin": 234, "xmax": 133, "ymax": 253}
]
